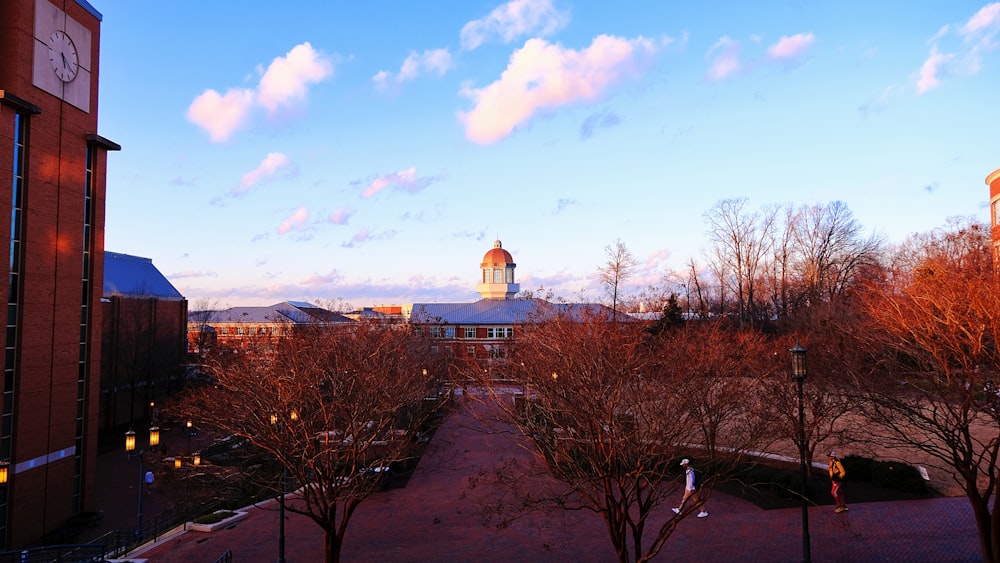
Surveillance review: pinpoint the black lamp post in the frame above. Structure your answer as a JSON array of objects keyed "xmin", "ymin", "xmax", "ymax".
[
  {"xmin": 270, "ymin": 412, "xmax": 293, "ymax": 563},
  {"xmin": 790, "ymin": 344, "xmax": 811, "ymax": 563},
  {"xmin": 185, "ymin": 420, "xmax": 193, "ymax": 455},
  {"xmin": 125, "ymin": 426, "xmax": 159, "ymax": 542}
]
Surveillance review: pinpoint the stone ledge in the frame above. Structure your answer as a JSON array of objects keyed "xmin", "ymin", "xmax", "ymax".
[{"xmin": 185, "ymin": 510, "xmax": 249, "ymax": 532}]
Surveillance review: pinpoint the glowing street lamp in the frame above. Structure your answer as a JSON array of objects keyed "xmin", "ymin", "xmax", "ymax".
[{"xmin": 790, "ymin": 344, "xmax": 811, "ymax": 563}]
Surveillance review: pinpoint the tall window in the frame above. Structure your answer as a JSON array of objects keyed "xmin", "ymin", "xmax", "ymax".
[
  {"xmin": 493, "ymin": 269, "xmax": 503, "ymax": 283},
  {"xmin": 1, "ymin": 110, "xmax": 29, "ymax": 546},
  {"xmin": 464, "ymin": 327, "xmax": 476, "ymax": 338},
  {"xmin": 76, "ymin": 145, "xmax": 98, "ymax": 511}
]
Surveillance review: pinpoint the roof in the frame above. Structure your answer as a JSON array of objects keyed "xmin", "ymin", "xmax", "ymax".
[
  {"xmin": 103, "ymin": 252, "xmax": 184, "ymax": 301},
  {"xmin": 191, "ymin": 301, "xmax": 352, "ymax": 325},
  {"xmin": 480, "ymin": 240, "xmax": 514, "ymax": 267},
  {"xmin": 409, "ymin": 298, "xmax": 619, "ymax": 325}
]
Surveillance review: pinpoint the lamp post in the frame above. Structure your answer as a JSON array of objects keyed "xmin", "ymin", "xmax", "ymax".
[
  {"xmin": 185, "ymin": 420, "xmax": 193, "ymax": 455},
  {"xmin": 125, "ymin": 426, "xmax": 159, "ymax": 541},
  {"xmin": 270, "ymin": 412, "xmax": 293, "ymax": 563},
  {"xmin": 790, "ymin": 344, "xmax": 811, "ymax": 563}
]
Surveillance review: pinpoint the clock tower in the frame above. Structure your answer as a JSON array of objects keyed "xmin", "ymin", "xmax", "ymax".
[{"xmin": 0, "ymin": 0, "xmax": 118, "ymax": 549}]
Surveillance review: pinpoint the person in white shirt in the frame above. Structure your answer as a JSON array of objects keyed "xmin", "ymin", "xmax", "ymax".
[{"xmin": 672, "ymin": 458, "xmax": 709, "ymax": 518}]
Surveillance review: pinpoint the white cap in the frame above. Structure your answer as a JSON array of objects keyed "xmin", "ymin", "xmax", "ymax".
[
  {"xmin": 680, "ymin": 458, "xmax": 689, "ymax": 466},
  {"xmin": 828, "ymin": 451, "xmax": 837, "ymax": 457}
]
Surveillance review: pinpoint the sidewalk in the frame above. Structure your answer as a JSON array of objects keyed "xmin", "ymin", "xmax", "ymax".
[{"xmin": 128, "ymin": 396, "xmax": 983, "ymax": 562}]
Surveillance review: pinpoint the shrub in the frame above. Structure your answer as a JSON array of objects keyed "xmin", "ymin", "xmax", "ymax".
[{"xmin": 841, "ymin": 455, "xmax": 926, "ymax": 494}]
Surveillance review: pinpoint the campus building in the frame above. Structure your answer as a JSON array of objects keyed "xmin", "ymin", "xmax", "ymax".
[
  {"xmin": 187, "ymin": 301, "xmax": 353, "ymax": 355},
  {"xmin": 408, "ymin": 240, "xmax": 615, "ymax": 374},
  {"xmin": 0, "ymin": 0, "xmax": 118, "ymax": 548},
  {"xmin": 101, "ymin": 252, "xmax": 187, "ymax": 432},
  {"xmin": 988, "ymin": 167, "xmax": 1000, "ymax": 258}
]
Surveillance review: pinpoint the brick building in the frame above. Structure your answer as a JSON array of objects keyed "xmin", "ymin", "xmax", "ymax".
[
  {"xmin": 408, "ymin": 240, "xmax": 616, "ymax": 377},
  {"xmin": 988, "ymin": 167, "xmax": 1000, "ymax": 258},
  {"xmin": 101, "ymin": 252, "xmax": 187, "ymax": 432},
  {"xmin": 0, "ymin": 0, "xmax": 118, "ymax": 548}
]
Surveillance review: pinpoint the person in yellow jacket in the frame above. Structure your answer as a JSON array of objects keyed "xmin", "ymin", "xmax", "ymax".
[{"xmin": 828, "ymin": 451, "xmax": 848, "ymax": 513}]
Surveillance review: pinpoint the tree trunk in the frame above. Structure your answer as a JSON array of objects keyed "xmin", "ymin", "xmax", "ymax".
[
  {"xmin": 969, "ymin": 491, "xmax": 996, "ymax": 563},
  {"xmin": 324, "ymin": 530, "xmax": 342, "ymax": 563}
]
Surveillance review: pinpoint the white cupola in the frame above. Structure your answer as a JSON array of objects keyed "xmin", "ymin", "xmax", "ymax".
[{"xmin": 476, "ymin": 240, "xmax": 519, "ymax": 299}]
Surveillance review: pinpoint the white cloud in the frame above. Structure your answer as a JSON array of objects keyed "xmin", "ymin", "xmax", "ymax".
[
  {"xmin": 361, "ymin": 168, "xmax": 437, "ymax": 198},
  {"xmin": 231, "ymin": 153, "xmax": 294, "ymax": 196},
  {"xmin": 187, "ymin": 43, "xmax": 334, "ymax": 142},
  {"xmin": 329, "ymin": 207, "xmax": 353, "ymax": 225},
  {"xmin": 909, "ymin": 3, "xmax": 999, "ymax": 94},
  {"xmin": 373, "ymin": 49, "xmax": 453, "ymax": 92},
  {"xmin": 767, "ymin": 33, "xmax": 815, "ymax": 62},
  {"xmin": 186, "ymin": 88, "xmax": 255, "ymax": 143},
  {"xmin": 458, "ymin": 35, "xmax": 659, "ymax": 145},
  {"xmin": 705, "ymin": 36, "xmax": 742, "ymax": 81},
  {"xmin": 257, "ymin": 43, "xmax": 334, "ymax": 113},
  {"xmin": 916, "ymin": 47, "xmax": 954, "ymax": 94},
  {"xmin": 278, "ymin": 207, "xmax": 309, "ymax": 234},
  {"xmin": 965, "ymin": 2, "xmax": 1000, "ymax": 34},
  {"xmin": 460, "ymin": 0, "xmax": 570, "ymax": 50}
]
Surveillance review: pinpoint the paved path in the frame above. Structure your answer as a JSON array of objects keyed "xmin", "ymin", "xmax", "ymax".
[{"xmin": 128, "ymin": 395, "xmax": 983, "ymax": 562}]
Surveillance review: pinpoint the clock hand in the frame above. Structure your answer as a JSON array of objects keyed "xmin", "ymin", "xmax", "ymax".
[{"xmin": 61, "ymin": 52, "xmax": 69, "ymax": 69}]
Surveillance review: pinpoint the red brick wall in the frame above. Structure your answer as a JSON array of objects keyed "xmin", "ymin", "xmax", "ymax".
[{"xmin": 0, "ymin": 0, "xmax": 108, "ymax": 548}]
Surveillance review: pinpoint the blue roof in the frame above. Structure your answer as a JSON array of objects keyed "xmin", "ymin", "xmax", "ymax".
[
  {"xmin": 193, "ymin": 301, "xmax": 352, "ymax": 325},
  {"xmin": 409, "ymin": 298, "xmax": 618, "ymax": 324},
  {"xmin": 103, "ymin": 252, "xmax": 184, "ymax": 300}
]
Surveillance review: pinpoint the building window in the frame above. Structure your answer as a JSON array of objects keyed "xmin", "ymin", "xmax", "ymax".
[
  {"xmin": 444, "ymin": 326, "xmax": 455, "ymax": 338},
  {"xmin": 493, "ymin": 268, "xmax": 504, "ymax": 283},
  {"xmin": 482, "ymin": 270, "xmax": 488, "ymax": 283},
  {"xmin": 464, "ymin": 327, "xmax": 476, "ymax": 338},
  {"xmin": 486, "ymin": 327, "xmax": 513, "ymax": 338},
  {"xmin": 506, "ymin": 268, "xmax": 514, "ymax": 284},
  {"xmin": 466, "ymin": 346, "xmax": 476, "ymax": 357},
  {"xmin": 430, "ymin": 326, "xmax": 442, "ymax": 338},
  {"xmin": 994, "ymin": 200, "xmax": 1000, "ymax": 227},
  {"xmin": 1, "ymin": 109, "xmax": 29, "ymax": 545}
]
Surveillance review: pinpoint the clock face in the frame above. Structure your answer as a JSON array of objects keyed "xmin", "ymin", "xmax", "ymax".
[{"xmin": 47, "ymin": 30, "xmax": 79, "ymax": 82}]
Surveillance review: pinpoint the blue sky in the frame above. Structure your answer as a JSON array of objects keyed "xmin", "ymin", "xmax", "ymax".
[{"xmin": 95, "ymin": 0, "xmax": 1000, "ymax": 309}]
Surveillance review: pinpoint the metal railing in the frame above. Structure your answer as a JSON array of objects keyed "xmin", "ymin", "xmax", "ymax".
[{"xmin": 0, "ymin": 544, "xmax": 105, "ymax": 563}]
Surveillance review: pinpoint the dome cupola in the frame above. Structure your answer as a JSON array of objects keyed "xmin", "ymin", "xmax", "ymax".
[{"xmin": 477, "ymin": 240, "xmax": 519, "ymax": 299}]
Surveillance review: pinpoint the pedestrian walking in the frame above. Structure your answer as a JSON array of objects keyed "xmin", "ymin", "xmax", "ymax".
[
  {"xmin": 672, "ymin": 458, "xmax": 708, "ymax": 518},
  {"xmin": 828, "ymin": 451, "xmax": 848, "ymax": 512}
]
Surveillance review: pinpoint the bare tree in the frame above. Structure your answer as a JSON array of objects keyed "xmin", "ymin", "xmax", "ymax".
[
  {"xmin": 176, "ymin": 320, "xmax": 445, "ymax": 563},
  {"xmin": 600, "ymin": 239, "xmax": 640, "ymax": 321},
  {"xmin": 790, "ymin": 201, "xmax": 883, "ymax": 306},
  {"xmin": 478, "ymin": 311, "xmax": 769, "ymax": 562},
  {"xmin": 665, "ymin": 320, "xmax": 776, "ymax": 459},
  {"xmin": 856, "ymin": 218, "xmax": 1000, "ymax": 562},
  {"xmin": 704, "ymin": 199, "xmax": 777, "ymax": 326}
]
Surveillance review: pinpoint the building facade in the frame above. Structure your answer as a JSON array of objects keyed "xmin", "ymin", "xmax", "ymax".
[
  {"xmin": 187, "ymin": 301, "xmax": 353, "ymax": 355},
  {"xmin": 409, "ymin": 240, "xmax": 616, "ymax": 377},
  {"xmin": 988, "ymin": 167, "xmax": 1000, "ymax": 258},
  {"xmin": 101, "ymin": 252, "xmax": 187, "ymax": 432},
  {"xmin": 0, "ymin": 0, "xmax": 118, "ymax": 548}
]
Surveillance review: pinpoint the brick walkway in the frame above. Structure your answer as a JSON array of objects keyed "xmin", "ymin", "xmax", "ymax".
[{"xmin": 126, "ymin": 394, "xmax": 983, "ymax": 562}]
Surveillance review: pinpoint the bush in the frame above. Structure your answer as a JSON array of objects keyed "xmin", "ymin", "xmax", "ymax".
[
  {"xmin": 842, "ymin": 455, "xmax": 926, "ymax": 494},
  {"xmin": 871, "ymin": 461, "xmax": 927, "ymax": 494}
]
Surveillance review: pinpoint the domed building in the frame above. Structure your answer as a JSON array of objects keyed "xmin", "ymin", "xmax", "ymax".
[
  {"xmin": 407, "ymin": 239, "xmax": 616, "ymax": 367},
  {"xmin": 477, "ymin": 240, "xmax": 519, "ymax": 299}
]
